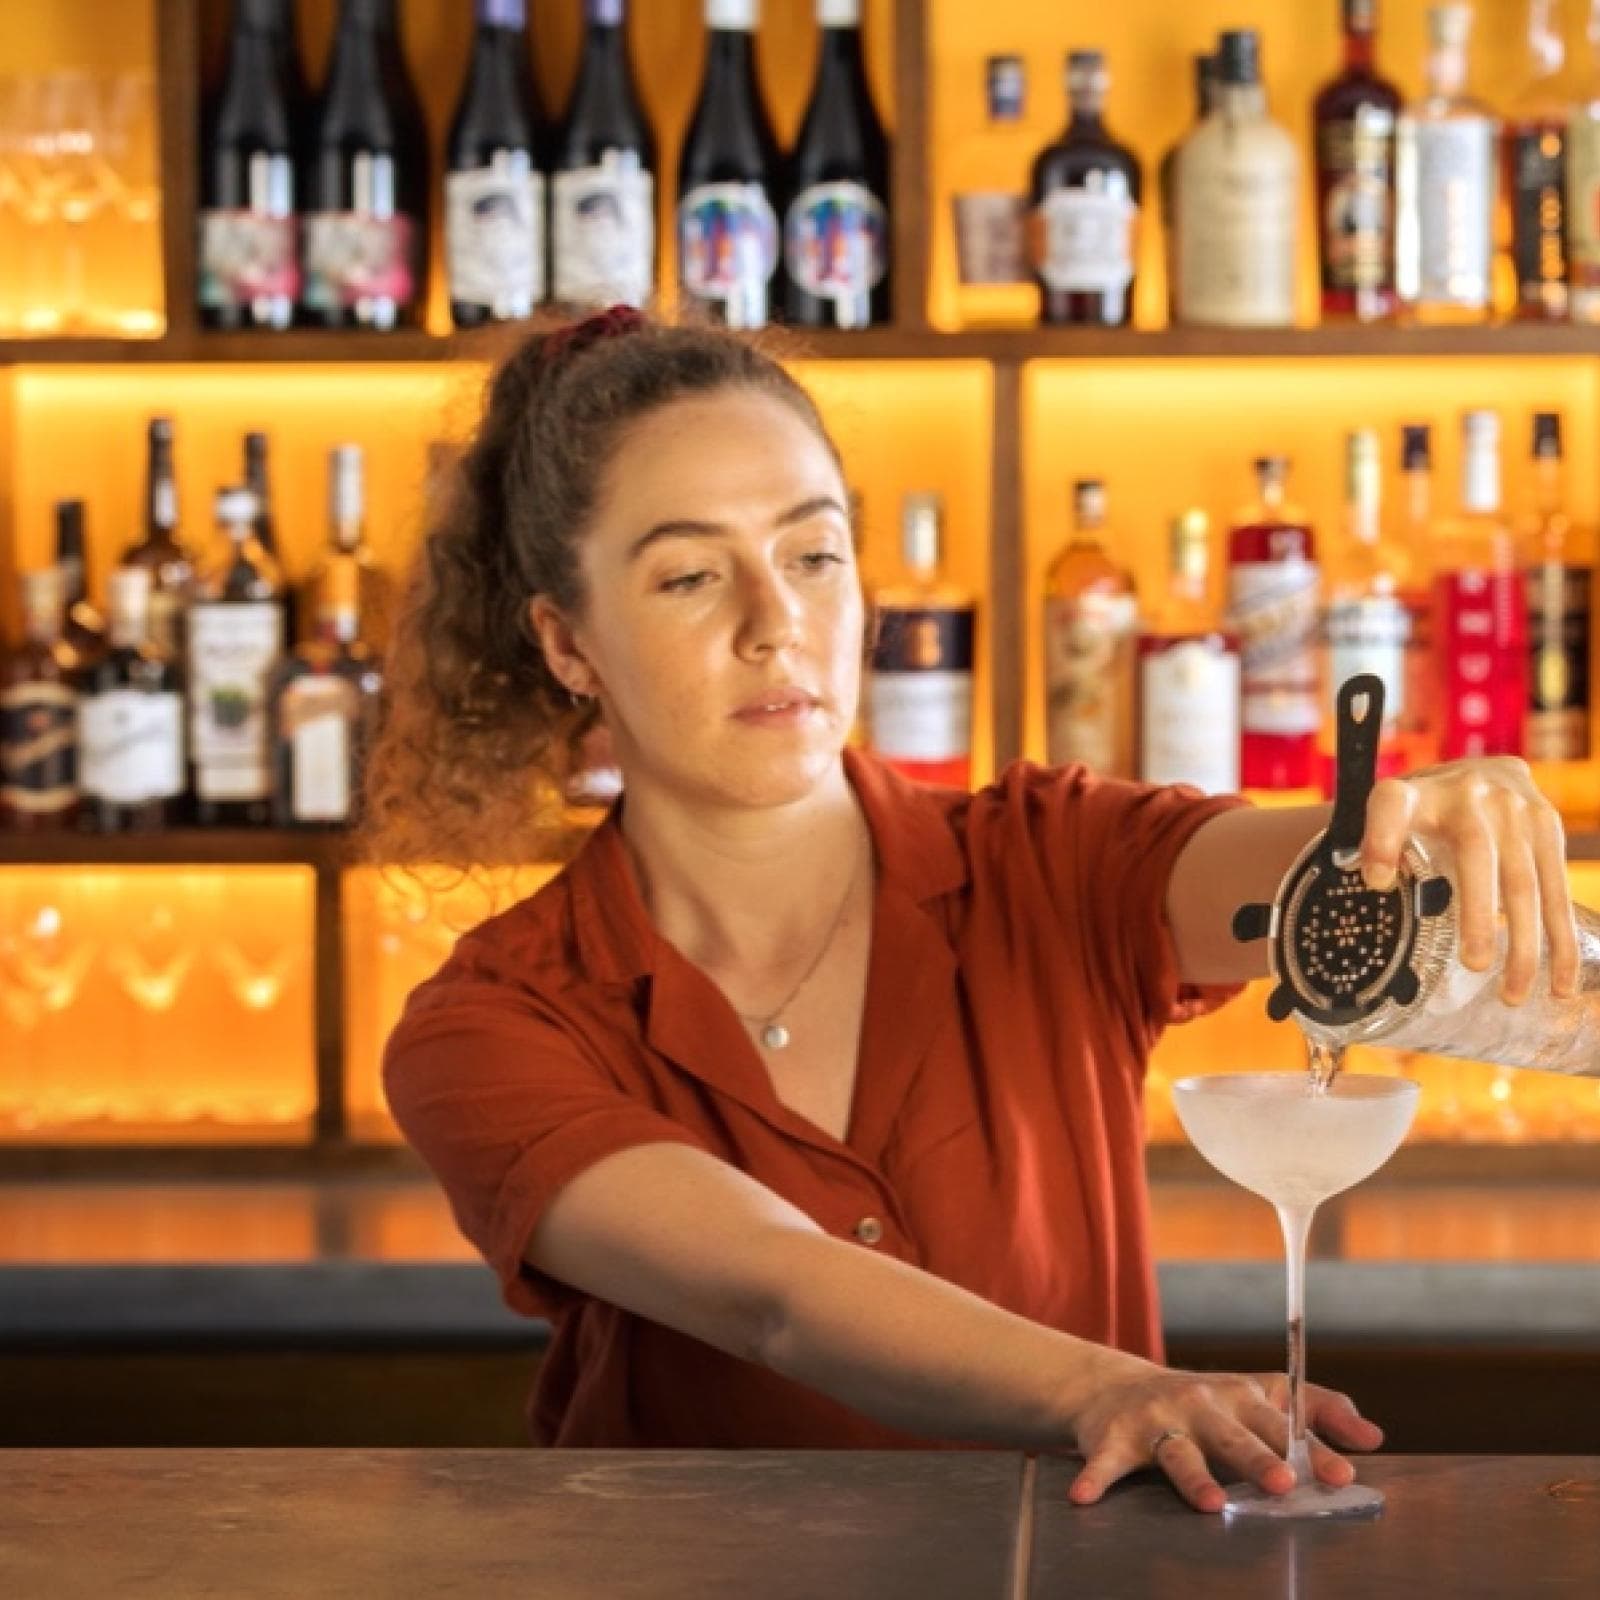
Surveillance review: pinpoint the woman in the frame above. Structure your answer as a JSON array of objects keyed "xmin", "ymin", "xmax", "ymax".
[{"xmin": 370, "ymin": 308, "xmax": 1577, "ymax": 1514}]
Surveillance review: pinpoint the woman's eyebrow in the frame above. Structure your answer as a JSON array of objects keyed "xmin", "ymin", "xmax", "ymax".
[{"xmin": 627, "ymin": 496, "xmax": 847, "ymax": 562}]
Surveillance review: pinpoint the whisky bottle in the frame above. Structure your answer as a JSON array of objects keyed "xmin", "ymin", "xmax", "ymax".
[
  {"xmin": 300, "ymin": 444, "xmax": 395, "ymax": 655},
  {"xmin": 1, "ymin": 569, "xmax": 81, "ymax": 831},
  {"xmin": 868, "ymin": 493, "xmax": 976, "ymax": 789},
  {"xmin": 1137, "ymin": 510, "xmax": 1240, "ymax": 794},
  {"xmin": 1042, "ymin": 478, "xmax": 1137, "ymax": 775},
  {"xmin": 1505, "ymin": 0, "xmax": 1575, "ymax": 320},
  {"xmin": 1172, "ymin": 29, "xmax": 1298, "ymax": 328},
  {"xmin": 122, "ymin": 416, "xmax": 196, "ymax": 659}
]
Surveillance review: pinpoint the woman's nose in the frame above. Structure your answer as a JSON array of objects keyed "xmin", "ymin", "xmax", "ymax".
[{"xmin": 737, "ymin": 568, "xmax": 804, "ymax": 655}]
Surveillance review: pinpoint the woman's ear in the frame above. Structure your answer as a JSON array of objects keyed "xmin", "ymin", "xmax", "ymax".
[{"xmin": 528, "ymin": 596, "xmax": 601, "ymax": 699}]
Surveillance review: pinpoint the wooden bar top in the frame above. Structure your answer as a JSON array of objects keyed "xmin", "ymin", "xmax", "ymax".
[{"xmin": 3, "ymin": 1450, "xmax": 1599, "ymax": 1599}]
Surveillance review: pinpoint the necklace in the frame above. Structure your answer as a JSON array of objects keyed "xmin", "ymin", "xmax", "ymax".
[{"xmin": 732, "ymin": 842, "xmax": 865, "ymax": 1051}]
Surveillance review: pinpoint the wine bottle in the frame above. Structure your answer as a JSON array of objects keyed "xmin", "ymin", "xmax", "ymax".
[
  {"xmin": 447, "ymin": 0, "xmax": 545, "ymax": 326},
  {"xmin": 0, "ymin": 569, "xmax": 80, "ymax": 833},
  {"xmin": 54, "ymin": 499, "xmax": 107, "ymax": 663},
  {"xmin": 80, "ymin": 567, "xmax": 188, "ymax": 834},
  {"xmin": 199, "ymin": 0, "xmax": 301, "ymax": 330},
  {"xmin": 551, "ymin": 0, "xmax": 656, "ymax": 309},
  {"xmin": 303, "ymin": 0, "xmax": 429, "ymax": 331},
  {"xmin": 783, "ymin": 0, "xmax": 891, "ymax": 330},
  {"xmin": 678, "ymin": 0, "xmax": 783, "ymax": 329},
  {"xmin": 122, "ymin": 417, "xmax": 196, "ymax": 660},
  {"xmin": 188, "ymin": 486, "xmax": 288, "ymax": 825}
]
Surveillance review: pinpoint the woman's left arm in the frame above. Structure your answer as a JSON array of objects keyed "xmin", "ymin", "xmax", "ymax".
[{"xmin": 1164, "ymin": 757, "xmax": 1580, "ymax": 1002}]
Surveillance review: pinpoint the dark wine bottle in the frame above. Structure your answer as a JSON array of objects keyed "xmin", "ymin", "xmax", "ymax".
[
  {"xmin": 552, "ymin": 0, "xmax": 656, "ymax": 308},
  {"xmin": 54, "ymin": 499, "xmax": 107, "ymax": 664},
  {"xmin": 303, "ymin": 0, "xmax": 429, "ymax": 331},
  {"xmin": 243, "ymin": 430, "xmax": 298, "ymax": 644},
  {"xmin": 447, "ymin": 0, "xmax": 544, "ymax": 326},
  {"xmin": 199, "ymin": 0, "xmax": 301, "ymax": 330},
  {"xmin": 783, "ymin": 0, "xmax": 891, "ymax": 329},
  {"xmin": 678, "ymin": 0, "xmax": 784, "ymax": 328}
]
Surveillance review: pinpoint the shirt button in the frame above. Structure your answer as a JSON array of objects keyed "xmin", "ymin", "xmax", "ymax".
[{"xmin": 853, "ymin": 1216, "xmax": 884, "ymax": 1246}]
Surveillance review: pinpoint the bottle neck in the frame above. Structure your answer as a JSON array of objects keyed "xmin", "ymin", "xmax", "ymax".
[
  {"xmin": 1067, "ymin": 92, "xmax": 1106, "ymax": 133},
  {"xmin": 1169, "ymin": 553, "xmax": 1208, "ymax": 606},
  {"xmin": 1217, "ymin": 80, "xmax": 1265, "ymax": 118},
  {"xmin": 1533, "ymin": 455, "xmax": 1566, "ymax": 517},
  {"xmin": 315, "ymin": 603, "xmax": 362, "ymax": 646},
  {"xmin": 1528, "ymin": 0, "xmax": 1565, "ymax": 76},
  {"xmin": 147, "ymin": 442, "xmax": 177, "ymax": 540},
  {"xmin": 1402, "ymin": 467, "xmax": 1432, "ymax": 531},
  {"xmin": 1427, "ymin": 45, "xmax": 1467, "ymax": 101},
  {"xmin": 574, "ymin": 11, "xmax": 632, "ymax": 117},
  {"xmin": 1342, "ymin": 30, "xmax": 1377, "ymax": 73},
  {"xmin": 1462, "ymin": 444, "xmax": 1501, "ymax": 514}
]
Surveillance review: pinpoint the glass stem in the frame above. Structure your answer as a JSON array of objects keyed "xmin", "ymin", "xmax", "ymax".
[{"xmin": 1277, "ymin": 1202, "xmax": 1315, "ymax": 1485}]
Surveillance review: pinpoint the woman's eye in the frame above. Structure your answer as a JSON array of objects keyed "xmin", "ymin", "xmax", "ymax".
[
  {"xmin": 660, "ymin": 570, "xmax": 715, "ymax": 594},
  {"xmin": 799, "ymin": 550, "xmax": 846, "ymax": 573}
]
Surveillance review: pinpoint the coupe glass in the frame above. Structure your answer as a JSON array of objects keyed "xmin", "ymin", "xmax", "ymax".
[{"xmin": 1172, "ymin": 1072, "xmax": 1419, "ymax": 1520}]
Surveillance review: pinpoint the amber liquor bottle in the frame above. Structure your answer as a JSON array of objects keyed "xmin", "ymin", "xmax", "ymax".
[{"xmin": 0, "ymin": 569, "xmax": 81, "ymax": 831}]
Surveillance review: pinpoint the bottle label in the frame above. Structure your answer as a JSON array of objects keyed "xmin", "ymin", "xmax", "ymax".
[
  {"xmin": 1436, "ymin": 570, "xmax": 1528, "ymax": 759},
  {"xmin": 446, "ymin": 159, "xmax": 546, "ymax": 315},
  {"xmin": 1324, "ymin": 594, "xmax": 1408, "ymax": 720},
  {"xmin": 1567, "ymin": 118, "xmax": 1600, "ymax": 271},
  {"xmin": 551, "ymin": 156, "xmax": 655, "ymax": 307},
  {"xmin": 1526, "ymin": 562, "xmax": 1591, "ymax": 761},
  {"xmin": 1509, "ymin": 125, "xmax": 1567, "ymax": 298},
  {"xmin": 188, "ymin": 602, "xmax": 283, "ymax": 802},
  {"xmin": 303, "ymin": 211, "xmax": 417, "ymax": 313},
  {"xmin": 1318, "ymin": 109, "xmax": 1394, "ymax": 292},
  {"xmin": 198, "ymin": 211, "xmax": 300, "ymax": 311},
  {"xmin": 0, "ymin": 682, "xmax": 78, "ymax": 814},
  {"xmin": 1042, "ymin": 591, "xmax": 1137, "ymax": 773},
  {"xmin": 783, "ymin": 180, "xmax": 888, "ymax": 313},
  {"xmin": 1176, "ymin": 155, "xmax": 1297, "ymax": 324},
  {"xmin": 678, "ymin": 181, "xmax": 779, "ymax": 325},
  {"xmin": 1035, "ymin": 184, "xmax": 1136, "ymax": 294},
  {"xmin": 147, "ymin": 587, "xmax": 183, "ymax": 659},
  {"xmin": 1410, "ymin": 119, "xmax": 1494, "ymax": 306},
  {"xmin": 1228, "ymin": 559, "xmax": 1321, "ymax": 736},
  {"xmin": 282, "ymin": 678, "xmax": 358, "ymax": 823},
  {"xmin": 80, "ymin": 690, "xmax": 184, "ymax": 805},
  {"xmin": 1139, "ymin": 639, "xmax": 1241, "ymax": 794},
  {"xmin": 868, "ymin": 606, "xmax": 975, "ymax": 762}
]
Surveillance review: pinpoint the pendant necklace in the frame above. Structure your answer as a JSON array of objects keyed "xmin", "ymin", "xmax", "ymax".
[{"xmin": 733, "ymin": 841, "xmax": 864, "ymax": 1051}]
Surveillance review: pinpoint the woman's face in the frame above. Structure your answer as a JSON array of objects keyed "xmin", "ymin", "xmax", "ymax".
[{"xmin": 564, "ymin": 386, "xmax": 864, "ymax": 810}]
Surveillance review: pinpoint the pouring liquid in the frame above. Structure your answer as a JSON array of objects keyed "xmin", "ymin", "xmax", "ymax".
[{"xmin": 1306, "ymin": 1038, "xmax": 1345, "ymax": 1095}]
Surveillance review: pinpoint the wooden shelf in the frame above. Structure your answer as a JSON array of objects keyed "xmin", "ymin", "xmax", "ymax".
[
  {"xmin": 9, "ymin": 324, "xmax": 1600, "ymax": 369},
  {"xmin": 0, "ymin": 1142, "xmax": 421, "ymax": 1181}
]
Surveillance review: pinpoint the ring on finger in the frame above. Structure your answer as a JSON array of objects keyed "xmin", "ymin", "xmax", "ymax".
[{"xmin": 1149, "ymin": 1427, "xmax": 1189, "ymax": 1461}]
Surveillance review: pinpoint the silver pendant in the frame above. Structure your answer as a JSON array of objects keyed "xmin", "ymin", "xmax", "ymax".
[{"xmin": 761, "ymin": 1023, "xmax": 791, "ymax": 1051}]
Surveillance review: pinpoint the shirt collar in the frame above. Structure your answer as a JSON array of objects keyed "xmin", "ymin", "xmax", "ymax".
[{"xmin": 567, "ymin": 748, "xmax": 969, "ymax": 987}]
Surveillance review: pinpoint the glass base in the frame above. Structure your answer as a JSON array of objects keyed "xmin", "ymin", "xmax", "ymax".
[{"xmin": 1223, "ymin": 1479, "xmax": 1384, "ymax": 1521}]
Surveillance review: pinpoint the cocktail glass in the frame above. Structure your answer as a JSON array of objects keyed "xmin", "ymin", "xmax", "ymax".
[{"xmin": 1171, "ymin": 1072, "xmax": 1419, "ymax": 1520}]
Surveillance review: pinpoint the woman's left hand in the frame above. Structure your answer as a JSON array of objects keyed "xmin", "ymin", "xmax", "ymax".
[{"xmin": 1358, "ymin": 757, "xmax": 1578, "ymax": 1005}]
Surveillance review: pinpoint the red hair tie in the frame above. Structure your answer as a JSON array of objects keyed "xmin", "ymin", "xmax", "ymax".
[{"xmin": 543, "ymin": 304, "xmax": 648, "ymax": 367}]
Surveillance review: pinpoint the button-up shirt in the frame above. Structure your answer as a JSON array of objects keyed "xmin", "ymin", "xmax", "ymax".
[{"xmin": 384, "ymin": 750, "xmax": 1244, "ymax": 1447}]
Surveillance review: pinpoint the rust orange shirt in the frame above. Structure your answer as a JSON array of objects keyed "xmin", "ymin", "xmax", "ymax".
[{"xmin": 384, "ymin": 750, "xmax": 1244, "ymax": 1448}]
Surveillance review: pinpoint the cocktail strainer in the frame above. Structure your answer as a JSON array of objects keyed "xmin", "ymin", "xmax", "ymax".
[{"xmin": 1231, "ymin": 675, "xmax": 1454, "ymax": 1029}]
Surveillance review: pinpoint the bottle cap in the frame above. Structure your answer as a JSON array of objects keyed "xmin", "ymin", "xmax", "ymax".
[
  {"xmin": 215, "ymin": 485, "xmax": 261, "ymax": 530},
  {"xmin": 985, "ymin": 54, "xmax": 1026, "ymax": 120},
  {"xmin": 329, "ymin": 444, "xmax": 366, "ymax": 532},
  {"xmin": 706, "ymin": 0, "xmax": 757, "ymax": 31},
  {"xmin": 588, "ymin": 0, "xmax": 624, "ymax": 23},
  {"xmin": 1532, "ymin": 411, "xmax": 1563, "ymax": 459},
  {"xmin": 1066, "ymin": 49, "xmax": 1109, "ymax": 102},
  {"xmin": 1171, "ymin": 509, "xmax": 1211, "ymax": 580},
  {"xmin": 1343, "ymin": 0, "xmax": 1378, "ymax": 34},
  {"xmin": 1461, "ymin": 408, "xmax": 1499, "ymax": 443},
  {"xmin": 900, "ymin": 492, "xmax": 944, "ymax": 572},
  {"xmin": 1253, "ymin": 453, "xmax": 1291, "ymax": 482},
  {"xmin": 1400, "ymin": 423, "xmax": 1432, "ymax": 471},
  {"xmin": 1072, "ymin": 478, "xmax": 1107, "ymax": 530},
  {"xmin": 1427, "ymin": 3, "xmax": 1471, "ymax": 51},
  {"xmin": 1216, "ymin": 29, "xmax": 1261, "ymax": 86},
  {"xmin": 817, "ymin": 0, "xmax": 859, "ymax": 26},
  {"xmin": 148, "ymin": 415, "xmax": 174, "ymax": 447}
]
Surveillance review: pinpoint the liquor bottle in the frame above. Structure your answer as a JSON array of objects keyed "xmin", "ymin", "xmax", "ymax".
[
  {"xmin": 122, "ymin": 417, "xmax": 195, "ymax": 660},
  {"xmin": 242, "ymin": 430, "xmax": 297, "ymax": 646},
  {"xmin": 951, "ymin": 56, "xmax": 1031, "ymax": 328},
  {"xmin": 1314, "ymin": 0, "xmax": 1401, "ymax": 323},
  {"xmin": 1172, "ymin": 29, "xmax": 1299, "ymax": 328},
  {"xmin": 1159, "ymin": 52, "xmax": 1217, "ymax": 323},
  {"xmin": 188, "ymin": 486, "xmax": 288, "ymax": 825},
  {"xmin": 1319, "ymin": 428, "xmax": 1411, "ymax": 793},
  {"xmin": 1395, "ymin": 4, "xmax": 1497, "ymax": 324},
  {"xmin": 551, "ymin": 0, "xmax": 656, "ymax": 309},
  {"xmin": 1523, "ymin": 412, "xmax": 1592, "ymax": 762},
  {"xmin": 678, "ymin": 0, "xmax": 784, "ymax": 329},
  {"xmin": 1138, "ymin": 509, "xmax": 1241, "ymax": 794},
  {"xmin": 867, "ymin": 493, "xmax": 976, "ymax": 789},
  {"xmin": 1397, "ymin": 422, "xmax": 1438, "ymax": 767},
  {"xmin": 1042, "ymin": 478, "xmax": 1138, "ymax": 775},
  {"xmin": 1227, "ymin": 455, "xmax": 1320, "ymax": 790},
  {"xmin": 302, "ymin": 0, "xmax": 429, "ymax": 331},
  {"xmin": 783, "ymin": 0, "xmax": 891, "ymax": 330},
  {"xmin": 0, "ymin": 569, "xmax": 80, "ymax": 832},
  {"xmin": 270, "ymin": 550, "xmax": 384, "ymax": 828},
  {"xmin": 198, "ymin": 0, "xmax": 300, "ymax": 331},
  {"xmin": 302, "ymin": 444, "xmax": 395, "ymax": 654},
  {"xmin": 1566, "ymin": 0, "xmax": 1600, "ymax": 320},
  {"xmin": 447, "ymin": 0, "xmax": 545, "ymax": 327},
  {"xmin": 1435, "ymin": 410, "xmax": 1528, "ymax": 760},
  {"xmin": 1505, "ymin": 0, "xmax": 1573, "ymax": 320},
  {"xmin": 1028, "ymin": 50, "xmax": 1141, "ymax": 328},
  {"xmin": 79, "ymin": 566, "xmax": 187, "ymax": 833},
  {"xmin": 54, "ymin": 499, "xmax": 106, "ymax": 663}
]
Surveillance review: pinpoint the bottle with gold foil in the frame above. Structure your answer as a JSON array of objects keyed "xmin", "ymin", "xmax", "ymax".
[
  {"xmin": 1042, "ymin": 478, "xmax": 1137, "ymax": 775},
  {"xmin": 867, "ymin": 493, "xmax": 976, "ymax": 788},
  {"xmin": 1566, "ymin": 0, "xmax": 1600, "ymax": 320},
  {"xmin": 1, "ymin": 568, "xmax": 81, "ymax": 831},
  {"xmin": 1523, "ymin": 412, "xmax": 1592, "ymax": 762}
]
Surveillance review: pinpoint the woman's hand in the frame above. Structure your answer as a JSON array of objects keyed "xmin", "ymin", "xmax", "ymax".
[
  {"xmin": 1066, "ymin": 1356, "xmax": 1384, "ymax": 1514},
  {"xmin": 1359, "ymin": 757, "xmax": 1578, "ymax": 1005}
]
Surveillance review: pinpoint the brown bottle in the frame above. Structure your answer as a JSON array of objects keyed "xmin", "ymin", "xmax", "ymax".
[{"xmin": 1, "ymin": 568, "xmax": 82, "ymax": 831}]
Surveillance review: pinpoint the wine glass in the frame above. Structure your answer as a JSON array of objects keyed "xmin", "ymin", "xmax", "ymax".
[{"xmin": 1172, "ymin": 1071, "xmax": 1419, "ymax": 1520}]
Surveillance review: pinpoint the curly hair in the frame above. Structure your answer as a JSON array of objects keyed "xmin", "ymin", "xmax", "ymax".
[{"xmin": 360, "ymin": 312, "xmax": 844, "ymax": 874}]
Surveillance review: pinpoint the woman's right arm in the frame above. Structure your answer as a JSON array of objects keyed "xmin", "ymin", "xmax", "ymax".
[{"xmin": 529, "ymin": 1142, "xmax": 1384, "ymax": 1512}]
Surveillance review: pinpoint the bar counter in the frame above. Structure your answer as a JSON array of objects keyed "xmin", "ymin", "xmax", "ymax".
[{"xmin": 4, "ymin": 1449, "xmax": 1598, "ymax": 1598}]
